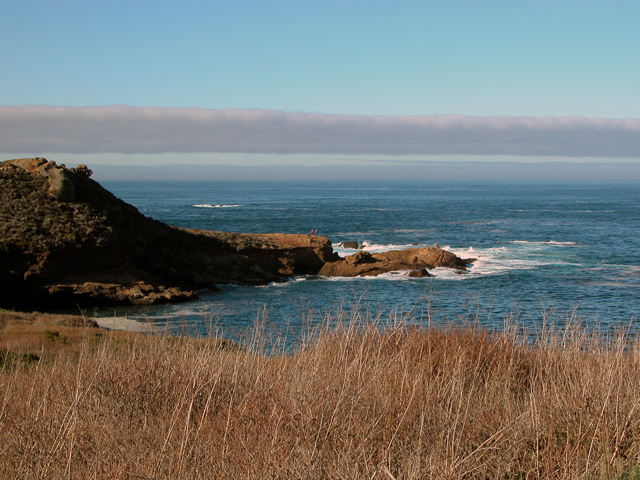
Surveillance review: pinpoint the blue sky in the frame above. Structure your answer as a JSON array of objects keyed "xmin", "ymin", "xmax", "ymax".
[
  {"xmin": 3, "ymin": 1, "xmax": 639, "ymax": 116},
  {"xmin": 1, "ymin": 1, "xmax": 639, "ymax": 178}
]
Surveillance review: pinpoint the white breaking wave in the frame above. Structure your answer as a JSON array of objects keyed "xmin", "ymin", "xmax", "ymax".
[
  {"xmin": 335, "ymin": 242, "xmax": 427, "ymax": 257},
  {"xmin": 335, "ymin": 241, "xmax": 432, "ymax": 257},
  {"xmin": 193, "ymin": 204, "xmax": 243, "ymax": 208},
  {"xmin": 443, "ymin": 243, "xmax": 583, "ymax": 277},
  {"xmin": 320, "ymin": 272, "xmax": 429, "ymax": 282},
  {"xmin": 512, "ymin": 240, "xmax": 578, "ymax": 246}
]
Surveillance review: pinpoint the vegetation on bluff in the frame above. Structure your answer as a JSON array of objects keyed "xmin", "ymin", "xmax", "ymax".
[{"xmin": 0, "ymin": 166, "xmax": 111, "ymax": 256}]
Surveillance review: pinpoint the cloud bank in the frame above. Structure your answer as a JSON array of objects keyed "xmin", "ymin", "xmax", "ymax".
[
  {"xmin": 91, "ymin": 162, "xmax": 640, "ymax": 182},
  {"xmin": 2, "ymin": 105, "xmax": 640, "ymax": 157}
]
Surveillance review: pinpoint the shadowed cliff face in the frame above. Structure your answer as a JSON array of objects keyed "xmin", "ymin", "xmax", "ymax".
[{"xmin": 0, "ymin": 158, "xmax": 338, "ymax": 310}]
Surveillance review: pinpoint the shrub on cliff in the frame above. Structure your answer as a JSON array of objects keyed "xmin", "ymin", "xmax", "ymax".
[{"xmin": 0, "ymin": 166, "xmax": 111, "ymax": 255}]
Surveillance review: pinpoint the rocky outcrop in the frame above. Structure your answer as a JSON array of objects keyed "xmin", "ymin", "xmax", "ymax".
[
  {"xmin": 44, "ymin": 283, "xmax": 198, "ymax": 306},
  {"xmin": 317, "ymin": 247, "xmax": 475, "ymax": 278},
  {"xmin": 3, "ymin": 158, "xmax": 78, "ymax": 201},
  {"xmin": 168, "ymin": 230, "xmax": 339, "ymax": 287},
  {"xmin": 407, "ymin": 268, "xmax": 432, "ymax": 278},
  {"xmin": 0, "ymin": 158, "xmax": 338, "ymax": 310}
]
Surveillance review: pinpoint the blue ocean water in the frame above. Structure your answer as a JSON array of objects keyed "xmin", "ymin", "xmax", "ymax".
[{"xmin": 94, "ymin": 180, "xmax": 640, "ymax": 338}]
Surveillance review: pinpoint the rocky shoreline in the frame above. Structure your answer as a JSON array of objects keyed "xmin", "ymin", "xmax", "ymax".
[
  {"xmin": 0, "ymin": 158, "xmax": 474, "ymax": 310},
  {"xmin": 318, "ymin": 246, "xmax": 473, "ymax": 277}
]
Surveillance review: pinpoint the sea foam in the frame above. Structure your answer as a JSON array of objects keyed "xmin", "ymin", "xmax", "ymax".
[{"xmin": 193, "ymin": 204, "xmax": 243, "ymax": 208}]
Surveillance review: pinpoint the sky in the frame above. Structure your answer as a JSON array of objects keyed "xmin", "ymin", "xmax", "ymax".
[{"xmin": 1, "ymin": 1, "xmax": 640, "ymax": 180}]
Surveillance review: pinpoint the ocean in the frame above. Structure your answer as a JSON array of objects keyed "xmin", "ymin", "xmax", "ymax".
[{"xmin": 93, "ymin": 179, "xmax": 640, "ymax": 339}]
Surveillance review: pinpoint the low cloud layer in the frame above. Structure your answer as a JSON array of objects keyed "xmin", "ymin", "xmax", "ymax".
[
  {"xmin": 2, "ymin": 105, "xmax": 640, "ymax": 157},
  {"xmin": 91, "ymin": 162, "xmax": 640, "ymax": 182}
]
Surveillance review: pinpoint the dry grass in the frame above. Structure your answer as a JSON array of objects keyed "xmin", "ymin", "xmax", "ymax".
[{"xmin": 2, "ymin": 307, "xmax": 640, "ymax": 479}]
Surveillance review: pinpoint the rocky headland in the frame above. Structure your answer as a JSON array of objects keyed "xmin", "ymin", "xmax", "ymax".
[
  {"xmin": 0, "ymin": 158, "xmax": 474, "ymax": 310},
  {"xmin": 0, "ymin": 158, "xmax": 337, "ymax": 310}
]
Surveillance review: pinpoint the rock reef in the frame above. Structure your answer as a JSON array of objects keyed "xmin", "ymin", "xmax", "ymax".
[{"xmin": 318, "ymin": 247, "xmax": 475, "ymax": 277}]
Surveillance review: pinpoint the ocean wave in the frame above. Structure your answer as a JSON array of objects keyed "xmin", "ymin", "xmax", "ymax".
[
  {"xmin": 444, "ymin": 245, "xmax": 553, "ymax": 276},
  {"xmin": 360, "ymin": 241, "xmax": 422, "ymax": 253},
  {"xmin": 193, "ymin": 204, "xmax": 243, "ymax": 208},
  {"xmin": 317, "ymin": 268, "xmax": 475, "ymax": 282},
  {"xmin": 392, "ymin": 229, "xmax": 433, "ymax": 234},
  {"xmin": 335, "ymin": 241, "xmax": 428, "ymax": 257},
  {"xmin": 512, "ymin": 240, "xmax": 578, "ymax": 246},
  {"xmin": 319, "ymin": 272, "xmax": 431, "ymax": 282}
]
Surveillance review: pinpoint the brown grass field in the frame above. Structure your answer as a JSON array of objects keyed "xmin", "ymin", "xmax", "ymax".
[{"xmin": 2, "ymin": 306, "xmax": 640, "ymax": 479}]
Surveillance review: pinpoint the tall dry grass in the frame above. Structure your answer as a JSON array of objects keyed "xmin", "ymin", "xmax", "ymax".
[{"xmin": 1, "ymin": 306, "xmax": 640, "ymax": 479}]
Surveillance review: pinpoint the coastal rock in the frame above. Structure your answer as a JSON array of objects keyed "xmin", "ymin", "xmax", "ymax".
[
  {"xmin": 179, "ymin": 230, "xmax": 340, "ymax": 284},
  {"xmin": 341, "ymin": 241, "xmax": 359, "ymax": 249},
  {"xmin": 45, "ymin": 283, "xmax": 199, "ymax": 306},
  {"xmin": 5, "ymin": 157, "xmax": 77, "ymax": 201},
  {"xmin": 345, "ymin": 251, "xmax": 375, "ymax": 265},
  {"xmin": 407, "ymin": 268, "xmax": 432, "ymax": 278},
  {"xmin": 0, "ymin": 158, "xmax": 338, "ymax": 310},
  {"xmin": 318, "ymin": 246, "xmax": 474, "ymax": 278}
]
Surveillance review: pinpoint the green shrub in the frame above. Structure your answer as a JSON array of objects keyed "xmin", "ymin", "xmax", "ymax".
[{"xmin": 43, "ymin": 329, "xmax": 68, "ymax": 343}]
